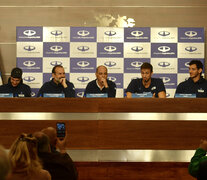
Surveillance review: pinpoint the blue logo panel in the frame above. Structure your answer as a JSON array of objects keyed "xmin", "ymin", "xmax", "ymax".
[
  {"xmin": 16, "ymin": 27, "xmax": 43, "ymax": 42},
  {"xmin": 178, "ymin": 27, "xmax": 204, "ymax": 42},
  {"xmin": 151, "ymin": 43, "xmax": 177, "ymax": 58},
  {"xmin": 17, "ymin": 58, "xmax": 42, "ymax": 72},
  {"xmin": 124, "ymin": 27, "xmax": 150, "ymax": 42},
  {"xmin": 70, "ymin": 58, "xmax": 96, "ymax": 73}
]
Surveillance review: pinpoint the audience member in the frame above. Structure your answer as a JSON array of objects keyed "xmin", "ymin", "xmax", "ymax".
[
  {"xmin": 189, "ymin": 139, "xmax": 207, "ymax": 179},
  {"xmin": 7, "ymin": 133, "xmax": 51, "ymax": 180},
  {"xmin": 0, "ymin": 145, "xmax": 10, "ymax": 180},
  {"xmin": 34, "ymin": 131, "xmax": 78, "ymax": 180}
]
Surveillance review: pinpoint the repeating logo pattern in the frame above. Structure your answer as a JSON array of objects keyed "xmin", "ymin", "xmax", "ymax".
[{"xmin": 16, "ymin": 27, "xmax": 205, "ymax": 98}]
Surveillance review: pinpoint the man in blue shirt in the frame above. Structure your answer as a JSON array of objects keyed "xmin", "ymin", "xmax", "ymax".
[
  {"xmin": 37, "ymin": 65, "xmax": 75, "ymax": 97},
  {"xmin": 126, "ymin": 62, "xmax": 166, "ymax": 98},
  {"xmin": 84, "ymin": 65, "xmax": 116, "ymax": 97},
  {"xmin": 0, "ymin": 67, "xmax": 31, "ymax": 97},
  {"xmin": 175, "ymin": 60, "xmax": 207, "ymax": 98}
]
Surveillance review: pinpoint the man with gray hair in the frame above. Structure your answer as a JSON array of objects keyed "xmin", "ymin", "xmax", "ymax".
[{"xmin": 0, "ymin": 145, "xmax": 10, "ymax": 180}]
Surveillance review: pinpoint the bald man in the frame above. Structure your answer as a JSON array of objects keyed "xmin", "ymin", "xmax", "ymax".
[{"xmin": 84, "ymin": 65, "xmax": 116, "ymax": 97}]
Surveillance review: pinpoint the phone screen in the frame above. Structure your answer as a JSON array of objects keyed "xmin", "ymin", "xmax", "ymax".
[{"xmin": 56, "ymin": 122, "xmax": 65, "ymax": 137}]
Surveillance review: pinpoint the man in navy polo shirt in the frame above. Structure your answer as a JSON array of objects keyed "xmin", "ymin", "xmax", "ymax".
[
  {"xmin": 126, "ymin": 62, "xmax": 166, "ymax": 98},
  {"xmin": 37, "ymin": 65, "xmax": 75, "ymax": 97},
  {"xmin": 84, "ymin": 65, "xmax": 116, "ymax": 97},
  {"xmin": 175, "ymin": 60, "xmax": 207, "ymax": 97}
]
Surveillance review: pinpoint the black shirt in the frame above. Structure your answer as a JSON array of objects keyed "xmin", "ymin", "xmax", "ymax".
[
  {"xmin": 37, "ymin": 79, "xmax": 75, "ymax": 97},
  {"xmin": 175, "ymin": 77, "xmax": 207, "ymax": 98},
  {"xmin": 84, "ymin": 79, "xmax": 116, "ymax": 97},
  {"xmin": 126, "ymin": 78, "xmax": 166, "ymax": 98},
  {"xmin": 0, "ymin": 78, "xmax": 31, "ymax": 97}
]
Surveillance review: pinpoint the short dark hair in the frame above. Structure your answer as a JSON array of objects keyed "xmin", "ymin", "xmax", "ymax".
[
  {"xmin": 189, "ymin": 60, "xmax": 203, "ymax": 70},
  {"xmin": 141, "ymin": 62, "xmax": 153, "ymax": 72},
  {"xmin": 52, "ymin": 65, "xmax": 63, "ymax": 74},
  {"xmin": 34, "ymin": 132, "xmax": 50, "ymax": 153}
]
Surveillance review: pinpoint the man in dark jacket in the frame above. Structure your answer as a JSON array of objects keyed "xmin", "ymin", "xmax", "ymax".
[
  {"xmin": 37, "ymin": 65, "xmax": 75, "ymax": 97},
  {"xmin": 0, "ymin": 67, "xmax": 31, "ymax": 97}
]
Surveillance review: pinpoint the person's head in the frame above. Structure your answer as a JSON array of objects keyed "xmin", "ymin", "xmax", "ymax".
[
  {"xmin": 141, "ymin": 62, "xmax": 153, "ymax": 83},
  {"xmin": 9, "ymin": 133, "xmax": 42, "ymax": 172},
  {"xmin": 41, "ymin": 127, "xmax": 57, "ymax": 148},
  {"xmin": 189, "ymin": 60, "xmax": 203, "ymax": 79},
  {"xmin": 10, "ymin": 67, "xmax": 22, "ymax": 87},
  {"xmin": 52, "ymin": 65, "xmax": 66, "ymax": 84},
  {"xmin": 33, "ymin": 132, "xmax": 51, "ymax": 154},
  {"xmin": 96, "ymin": 65, "xmax": 108, "ymax": 83},
  {"xmin": 0, "ymin": 145, "xmax": 10, "ymax": 180}
]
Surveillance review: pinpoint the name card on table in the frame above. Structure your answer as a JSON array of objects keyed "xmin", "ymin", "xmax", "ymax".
[
  {"xmin": 132, "ymin": 92, "xmax": 153, "ymax": 98},
  {"xmin": 0, "ymin": 93, "xmax": 13, "ymax": 98},
  {"xmin": 43, "ymin": 93, "xmax": 65, "ymax": 98},
  {"xmin": 86, "ymin": 93, "xmax": 108, "ymax": 98},
  {"xmin": 174, "ymin": 93, "xmax": 196, "ymax": 98}
]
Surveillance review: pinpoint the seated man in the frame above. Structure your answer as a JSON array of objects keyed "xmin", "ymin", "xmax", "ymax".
[
  {"xmin": 84, "ymin": 65, "xmax": 116, "ymax": 97},
  {"xmin": 126, "ymin": 62, "xmax": 166, "ymax": 98},
  {"xmin": 189, "ymin": 139, "xmax": 207, "ymax": 179},
  {"xmin": 37, "ymin": 65, "xmax": 75, "ymax": 97},
  {"xmin": 175, "ymin": 60, "xmax": 207, "ymax": 97},
  {"xmin": 34, "ymin": 130, "xmax": 78, "ymax": 180},
  {"xmin": 0, "ymin": 67, "xmax": 31, "ymax": 97}
]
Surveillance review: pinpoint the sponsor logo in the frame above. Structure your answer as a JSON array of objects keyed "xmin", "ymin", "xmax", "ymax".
[
  {"xmin": 131, "ymin": 61, "xmax": 143, "ymax": 68},
  {"xmin": 185, "ymin": 46, "xmax": 197, "ymax": 52},
  {"xmin": 24, "ymin": 46, "xmax": 36, "ymax": 51},
  {"xmin": 23, "ymin": 30, "xmax": 36, "ymax": 37},
  {"xmin": 77, "ymin": 30, "xmax": 90, "ymax": 37},
  {"xmin": 77, "ymin": 92, "xmax": 84, "ymax": 97},
  {"xmin": 77, "ymin": 77, "xmax": 89, "ymax": 82},
  {"xmin": 131, "ymin": 46, "xmax": 143, "ymax": 52},
  {"xmin": 108, "ymin": 77, "xmax": 116, "ymax": 82},
  {"xmin": 131, "ymin": 31, "xmax": 144, "ymax": 37},
  {"xmin": 31, "ymin": 92, "xmax": 36, "ymax": 97},
  {"xmin": 185, "ymin": 62, "xmax": 190, "ymax": 67},
  {"xmin": 158, "ymin": 31, "xmax": 170, "ymax": 36},
  {"xmin": 23, "ymin": 60, "xmax": 36, "ymax": 67},
  {"xmin": 166, "ymin": 93, "xmax": 170, "ymax": 97},
  {"xmin": 77, "ymin": 46, "xmax": 90, "ymax": 52},
  {"xmin": 50, "ymin": 46, "xmax": 63, "ymax": 52},
  {"xmin": 158, "ymin": 62, "xmax": 170, "ymax": 67},
  {"xmin": 77, "ymin": 61, "xmax": 90, "ymax": 67},
  {"xmin": 160, "ymin": 77, "xmax": 171, "ymax": 83},
  {"xmin": 50, "ymin": 61, "xmax": 62, "ymax": 66},
  {"xmin": 104, "ymin": 46, "xmax": 117, "ymax": 52},
  {"xmin": 158, "ymin": 46, "xmax": 171, "ymax": 53},
  {"xmin": 104, "ymin": 31, "xmax": 116, "ymax": 36},
  {"xmin": 51, "ymin": 30, "xmax": 63, "ymax": 36},
  {"xmin": 23, "ymin": 76, "xmax": 35, "ymax": 82},
  {"xmin": 104, "ymin": 61, "xmax": 116, "ymax": 67},
  {"xmin": 185, "ymin": 31, "xmax": 197, "ymax": 37}
]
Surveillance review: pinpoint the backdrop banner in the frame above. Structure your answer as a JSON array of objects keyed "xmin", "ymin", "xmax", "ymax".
[{"xmin": 16, "ymin": 27, "xmax": 205, "ymax": 97}]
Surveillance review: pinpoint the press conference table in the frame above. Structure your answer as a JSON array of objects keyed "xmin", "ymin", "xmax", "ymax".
[{"xmin": 0, "ymin": 98, "xmax": 205, "ymax": 180}]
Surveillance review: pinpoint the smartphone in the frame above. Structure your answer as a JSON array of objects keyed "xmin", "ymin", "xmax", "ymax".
[{"xmin": 56, "ymin": 122, "xmax": 66, "ymax": 137}]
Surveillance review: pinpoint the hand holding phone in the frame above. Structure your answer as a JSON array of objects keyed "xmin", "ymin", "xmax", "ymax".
[{"xmin": 56, "ymin": 122, "xmax": 66, "ymax": 138}]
